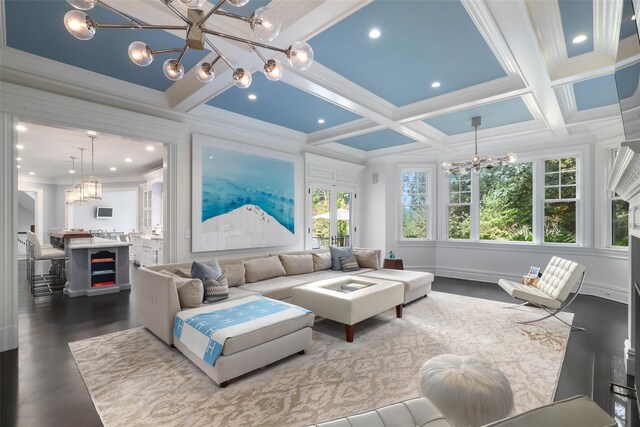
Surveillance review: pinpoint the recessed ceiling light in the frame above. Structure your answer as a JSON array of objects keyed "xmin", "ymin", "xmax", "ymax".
[
  {"xmin": 125, "ymin": 158, "xmax": 132, "ymax": 163},
  {"xmin": 16, "ymin": 165, "xmax": 21, "ymax": 169},
  {"xmin": 632, "ymin": 14, "xmax": 636, "ymax": 21},
  {"xmin": 69, "ymin": 169, "xmax": 75, "ymax": 174},
  {"xmin": 16, "ymin": 157, "xmax": 22, "ymax": 161},
  {"xmin": 209, "ymin": 156, "xmax": 214, "ymax": 159},
  {"xmin": 15, "ymin": 124, "xmax": 27, "ymax": 132},
  {"xmin": 572, "ymin": 34, "xmax": 588, "ymax": 44},
  {"xmin": 146, "ymin": 145, "xmax": 155, "ymax": 151},
  {"xmin": 248, "ymin": 94, "xmax": 257, "ymax": 101},
  {"xmin": 318, "ymin": 119, "xmax": 325, "ymax": 124},
  {"xmin": 16, "ymin": 144, "xmax": 24, "ymax": 150},
  {"xmin": 87, "ymin": 130, "xmax": 97, "ymax": 136},
  {"xmin": 110, "ymin": 167, "xmax": 117, "ymax": 171},
  {"xmin": 431, "ymin": 81, "xmax": 441, "ymax": 88},
  {"xmin": 369, "ymin": 28, "xmax": 381, "ymax": 39},
  {"xmin": 28, "ymin": 171, "xmax": 35, "ymax": 175}
]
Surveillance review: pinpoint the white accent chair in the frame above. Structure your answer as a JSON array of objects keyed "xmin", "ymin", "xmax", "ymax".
[
  {"xmin": 498, "ymin": 256, "xmax": 586, "ymax": 331},
  {"xmin": 26, "ymin": 231, "xmax": 66, "ymax": 296}
]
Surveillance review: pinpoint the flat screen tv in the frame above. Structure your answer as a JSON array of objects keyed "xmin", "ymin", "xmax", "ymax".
[
  {"xmin": 96, "ymin": 207, "xmax": 113, "ymax": 219},
  {"xmin": 614, "ymin": 0, "xmax": 640, "ymax": 141}
]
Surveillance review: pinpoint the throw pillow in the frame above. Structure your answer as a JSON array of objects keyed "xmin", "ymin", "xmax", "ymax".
[
  {"xmin": 243, "ymin": 256, "xmax": 286, "ymax": 283},
  {"xmin": 311, "ymin": 252, "xmax": 332, "ymax": 271},
  {"xmin": 279, "ymin": 254, "xmax": 314, "ymax": 276},
  {"xmin": 224, "ymin": 263, "xmax": 246, "ymax": 287},
  {"xmin": 174, "ymin": 268, "xmax": 192, "ymax": 278},
  {"xmin": 192, "ymin": 260, "xmax": 229, "ymax": 288},
  {"xmin": 353, "ymin": 249, "xmax": 380, "ymax": 269},
  {"xmin": 175, "ymin": 277, "xmax": 204, "ymax": 308},
  {"xmin": 329, "ymin": 246, "xmax": 353, "ymax": 271},
  {"xmin": 340, "ymin": 255, "xmax": 360, "ymax": 272},
  {"xmin": 159, "ymin": 269, "xmax": 180, "ymax": 278},
  {"xmin": 203, "ymin": 274, "xmax": 229, "ymax": 303}
]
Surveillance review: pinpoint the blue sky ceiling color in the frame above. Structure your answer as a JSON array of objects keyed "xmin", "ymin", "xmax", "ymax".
[{"xmin": 558, "ymin": 0, "xmax": 594, "ymax": 58}]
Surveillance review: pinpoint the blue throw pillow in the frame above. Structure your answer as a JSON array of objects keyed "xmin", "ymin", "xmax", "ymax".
[
  {"xmin": 329, "ymin": 246, "xmax": 353, "ymax": 271},
  {"xmin": 192, "ymin": 259, "xmax": 227, "ymax": 285}
]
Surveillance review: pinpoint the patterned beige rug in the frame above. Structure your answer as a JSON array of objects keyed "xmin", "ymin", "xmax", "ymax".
[{"xmin": 69, "ymin": 291, "xmax": 573, "ymax": 427}]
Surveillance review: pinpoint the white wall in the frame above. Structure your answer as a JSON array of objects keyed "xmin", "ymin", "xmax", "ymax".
[
  {"xmin": 17, "ymin": 203, "xmax": 33, "ymax": 233},
  {"xmin": 72, "ymin": 190, "xmax": 137, "ymax": 232}
]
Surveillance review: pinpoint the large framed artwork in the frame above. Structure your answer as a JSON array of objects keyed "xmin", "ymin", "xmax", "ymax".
[{"xmin": 192, "ymin": 135, "xmax": 299, "ymax": 252}]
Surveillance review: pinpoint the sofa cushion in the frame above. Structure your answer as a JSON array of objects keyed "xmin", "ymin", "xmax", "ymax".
[
  {"xmin": 239, "ymin": 276, "xmax": 307, "ymax": 300},
  {"xmin": 361, "ymin": 269, "xmax": 435, "ymax": 293},
  {"xmin": 175, "ymin": 277, "xmax": 204, "ymax": 309},
  {"xmin": 244, "ymin": 256, "xmax": 286, "ymax": 283},
  {"xmin": 497, "ymin": 279, "xmax": 562, "ymax": 309},
  {"xmin": 353, "ymin": 249, "xmax": 380, "ymax": 269},
  {"xmin": 312, "ymin": 252, "xmax": 332, "ymax": 271},
  {"xmin": 223, "ymin": 263, "xmax": 245, "ymax": 287},
  {"xmin": 340, "ymin": 255, "xmax": 360, "ymax": 272},
  {"xmin": 159, "ymin": 269, "xmax": 180, "ymax": 278},
  {"xmin": 203, "ymin": 274, "xmax": 229, "ymax": 303},
  {"xmin": 329, "ymin": 246, "xmax": 353, "ymax": 271},
  {"xmin": 279, "ymin": 254, "xmax": 314, "ymax": 276},
  {"xmin": 174, "ymin": 268, "xmax": 192, "ymax": 278}
]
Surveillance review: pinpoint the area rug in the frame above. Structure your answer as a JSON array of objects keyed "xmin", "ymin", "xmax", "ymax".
[{"xmin": 69, "ymin": 291, "xmax": 573, "ymax": 427}]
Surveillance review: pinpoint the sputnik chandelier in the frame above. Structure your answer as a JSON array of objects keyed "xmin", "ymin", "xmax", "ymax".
[
  {"xmin": 63, "ymin": 0, "xmax": 314, "ymax": 88},
  {"xmin": 441, "ymin": 116, "xmax": 517, "ymax": 176}
]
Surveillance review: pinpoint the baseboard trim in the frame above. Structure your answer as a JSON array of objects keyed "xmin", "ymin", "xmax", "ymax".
[
  {"xmin": 0, "ymin": 324, "xmax": 18, "ymax": 352},
  {"xmin": 404, "ymin": 265, "xmax": 628, "ymax": 304}
]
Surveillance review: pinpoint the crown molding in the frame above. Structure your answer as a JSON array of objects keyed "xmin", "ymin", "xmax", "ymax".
[
  {"xmin": 565, "ymin": 103, "xmax": 621, "ymax": 125},
  {"xmin": 307, "ymin": 118, "xmax": 381, "ymax": 145},
  {"xmin": 525, "ymin": 0, "xmax": 567, "ymax": 75},
  {"xmin": 594, "ymin": 0, "xmax": 623, "ymax": 56},
  {"xmin": 554, "ymin": 83, "xmax": 578, "ymax": 122}
]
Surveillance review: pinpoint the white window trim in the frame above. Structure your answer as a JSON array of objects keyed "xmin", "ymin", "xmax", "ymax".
[
  {"xmin": 397, "ymin": 165, "xmax": 435, "ymax": 242},
  {"xmin": 606, "ymin": 147, "xmax": 630, "ymax": 250}
]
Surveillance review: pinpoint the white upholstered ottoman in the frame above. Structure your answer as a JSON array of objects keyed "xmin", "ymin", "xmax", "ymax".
[
  {"xmin": 418, "ymin": 354, "xmax": 514, "ymax": 427},
  {"xmin": 291, "ymin": 276, "xmax": 404, "ymax": 342}
]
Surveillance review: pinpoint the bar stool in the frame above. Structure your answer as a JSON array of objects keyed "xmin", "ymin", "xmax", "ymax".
[{"xmin": 26, "ymin": 231, "xmax": 66, "ymax": 296}]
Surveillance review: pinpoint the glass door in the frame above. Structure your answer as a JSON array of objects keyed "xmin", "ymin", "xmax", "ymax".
[{"xmin": 309, "ymin": 185, "xmax": 355, "ymax": 249}]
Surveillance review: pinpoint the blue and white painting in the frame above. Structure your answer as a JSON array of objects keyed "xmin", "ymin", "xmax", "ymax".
[{"xmin": 192, "ymin": 137, "xmax": 296, "ymax": 252}]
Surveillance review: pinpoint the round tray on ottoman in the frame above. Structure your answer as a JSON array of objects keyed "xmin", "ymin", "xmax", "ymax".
[{"xmin": 418, "ymin": 354, "xmax": 514, "ymax": 426}]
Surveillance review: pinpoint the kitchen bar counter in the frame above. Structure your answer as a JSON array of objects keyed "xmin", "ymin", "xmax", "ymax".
[
  {"xmin": 64, "ymin": 237, "xmax": 131, "ymax": 297},
  {"xmin": 49, "ymin": 230, "xmax": 93, "ymax": 248}
]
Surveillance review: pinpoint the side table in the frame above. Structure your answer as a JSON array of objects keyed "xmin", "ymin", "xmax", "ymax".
[{"xmin": 383, "ymin": 258, "xmax": 404, "ymax": 270}]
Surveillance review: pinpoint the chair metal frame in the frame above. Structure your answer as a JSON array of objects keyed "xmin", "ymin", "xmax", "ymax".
[
  {"xmin": 507, "ymin": 271, "xmax": 586, "ymax": 332},
  {"xmin": 26, "ymin": 241, "xmax": 67, "ymax": 297}
]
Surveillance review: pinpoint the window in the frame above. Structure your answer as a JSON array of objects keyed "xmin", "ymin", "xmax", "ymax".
[
  {"xmin": 544, "ymin": 157, "xmax": 577, "ymax": 243},
  {"xmin": 479, "ymin": 163, "xmax": 533, "ymax": 241},
  {"xmin": 448, "ymin": 170, "xmax": 471, "ymax": 239},
  {"xmin": 401, "ymin": 170, "xmax": 428, "ymax": 239},
  {"xmin": 610, "ymin": 149, "xmax": 629, "ymax": 247}
]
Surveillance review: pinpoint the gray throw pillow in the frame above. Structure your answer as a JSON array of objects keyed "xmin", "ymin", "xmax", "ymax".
[
  {"xmin": 340, "ymin": 255, "xmax": 360, "ymax": 272},
  {"xmin": 329, "ymin": 246, "xmax": 353, "ymax": 271},
  {"xmin": 203, "ymin": 274, "xmax": 229, "ymax": 303},
  {"xmin": 192, "ymin": 260, "xmax": 229, "ymax": 288}
]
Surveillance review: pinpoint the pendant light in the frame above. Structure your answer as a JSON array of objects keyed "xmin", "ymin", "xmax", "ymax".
[
  {"xmin": 73, "ymin": 147, "xmax": 86, "ymax": 204},
  {"xmin": 83, "ymin": 135, "xmax": 102, "ymax": 200},
  {"xmin": 65, "ymin": 156, "xmax": 78, "ymax": 206}
]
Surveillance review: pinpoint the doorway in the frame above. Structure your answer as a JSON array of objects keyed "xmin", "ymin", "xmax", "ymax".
[{"xmin": 309, "ymin": 184, "xmax": 355, "ymax": 249}]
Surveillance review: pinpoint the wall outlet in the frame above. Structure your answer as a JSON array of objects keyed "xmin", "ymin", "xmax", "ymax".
[{"xmin": 184, "ymin": 230, "xmax": 191, "ymax": 239}]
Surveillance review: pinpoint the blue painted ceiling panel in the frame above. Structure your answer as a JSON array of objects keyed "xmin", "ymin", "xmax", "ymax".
[
  {"xmin": 206, "ymin": 72, "xmax": 361, "ymax": 133},
  {"xmin": 620, "ymin": 0, "xmax": 638, "ymax": 40},
  {"xmin": 573, "ymin": 75, "xmax": 618, "ymax": 110},
  {"xmin": 425, "ymin": 97, "xmax": 534, "ymax": 136},
  {"xmin": 336, "ymin": 129, "xmax": 416, "ymax": 152},
  {"xmin": 558, "ymin": 0, "xmax": 594, "ymax": 58},
  {"xmin": 5, "ymin": 0, "xmax": 210, "ymax": 91},
  {"xmin": 309, "ymin": 0, "xmax": 506, "ymax": 107}
]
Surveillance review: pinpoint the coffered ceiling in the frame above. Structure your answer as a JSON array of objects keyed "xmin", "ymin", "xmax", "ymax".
[{"xmin": 1, "ymin": 0, "xmax": 638, "ymax": 159}]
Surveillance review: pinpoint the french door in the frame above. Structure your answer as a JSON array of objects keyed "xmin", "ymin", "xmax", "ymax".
[{"xmin": 308, "ymin": 184, "xmax": 356, "ymax": 249}]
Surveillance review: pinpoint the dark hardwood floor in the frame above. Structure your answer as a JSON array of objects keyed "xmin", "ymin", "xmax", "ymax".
[{"xmin": 1, "ymin": 264, "xmax": 638, "ymax": 426}]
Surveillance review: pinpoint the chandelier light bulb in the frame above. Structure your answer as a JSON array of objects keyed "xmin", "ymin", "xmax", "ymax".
[
  {"xmin": 128, "ymin": 41, "xmax": 154, "ymax": 66},
  {"xmin": 506, "ymin": 153, "xmax": 517, "ymax": 164},
  {"xmin": 162, "ymin": 59, "xmax": 184, "ymax": 81},
  {"xmin": 286, "ymin": 41, "xmax": 314, "ymax": 70},
  {"xmin": 178, "ymin": 0, "xmax": 206, "ymax": 9},
  {"xmin": 460, "ymin": 166, "xmax": 469, "ymax": 176},
  {"xmin": 66, "ymin": 0, "xmax": 97, "ymax": 10},
  {"xmin": 471, "ymin": 154, "xmax": 481, "ymax": 165},
  {"xmin": 227, "ymin": 0, "xmax": 250, "ymax": 7},
  {"xmin": 441, "ymin": 162, "xmax": 452, "ymax": 170},
  {"xmin": 263, "ymin": 59, "xmax": 283, "ymax": 81},
  {"xmin": 250, "ymin": 7, "xmax": 281, "ymax": 42},
  {"xmin": 485, "ymin": 156, "xmax": 495, "ymax": 168},
  {"xmin": 233, "ymin": 68, "xmax": 252, "ymax": 89},
  {"xmin": 64, "ymin": 10, "xmax": 96, "ymax": 40},
  {"xmin": 195, "ymin": 61, "xmax": 215, "ymax": 82}
]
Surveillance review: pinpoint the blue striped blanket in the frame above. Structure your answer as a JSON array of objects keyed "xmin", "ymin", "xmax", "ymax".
[{"xmin": 174, "ymin": 295, "xmax": 311, "ymax": 366}]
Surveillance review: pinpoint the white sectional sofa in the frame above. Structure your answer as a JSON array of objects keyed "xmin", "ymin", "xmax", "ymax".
[{"xmin": 138, "ymin": 248, "xmax": 434, "ymax": 386}]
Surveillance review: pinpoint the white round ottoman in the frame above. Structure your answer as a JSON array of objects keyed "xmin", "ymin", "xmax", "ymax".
[{"xmin": 418, "ymin": 354, "xmax": 514, "ymax": 427}]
